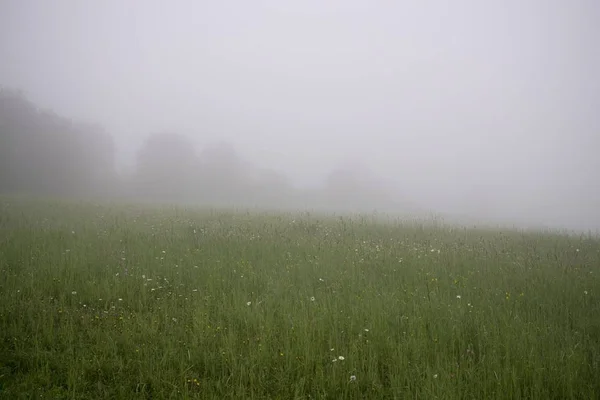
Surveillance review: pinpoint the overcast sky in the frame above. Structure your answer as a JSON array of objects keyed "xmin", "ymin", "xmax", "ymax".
[{"xmin": 1, "ymin": 0, "xmax": 599, "ymax": 228}]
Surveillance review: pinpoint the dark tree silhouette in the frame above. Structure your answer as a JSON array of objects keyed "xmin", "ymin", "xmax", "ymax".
[{"xmin": 0, "ymin": 88, "xmax": 116, "ymax": 197}]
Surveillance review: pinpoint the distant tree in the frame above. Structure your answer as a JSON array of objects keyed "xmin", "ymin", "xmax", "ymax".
[
  {"xmin": 0, "ymin": 87, "xmax": 117, "ymax": 196},
  {"xmin": 0, "ymin": 88, "xmax": 36, "ymax": 192},
  {"xmin": 196, "ymin": 141, "xmax": 250, "ymax": 204},
  {"xmin": 73, "ymin": 122, "xmax": 118, "ymax": 196},
  {"xmin": 133, "ymin": 132, "xmax": 199, "ymax": 201}
]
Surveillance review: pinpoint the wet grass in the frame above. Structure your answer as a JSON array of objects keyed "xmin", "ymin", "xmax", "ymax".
[{"xmin": 0, "ymin": 198, "xmax": 599, "ymax": 399}]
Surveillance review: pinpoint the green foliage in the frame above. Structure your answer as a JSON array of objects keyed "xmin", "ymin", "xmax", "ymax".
[{"xmin": 0, "ymin": 199, "xmax": 599, "ymax": 399}]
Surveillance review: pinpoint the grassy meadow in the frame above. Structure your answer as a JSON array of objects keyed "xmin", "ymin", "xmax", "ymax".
[{"xmin": 0, "ymin": 198, "xmax": 599, "ymax": 399}]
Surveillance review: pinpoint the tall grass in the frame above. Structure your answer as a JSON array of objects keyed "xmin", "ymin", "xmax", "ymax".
[{"xmin": 0, "ymin": 199, "xmax": 598, "ymax": 399}]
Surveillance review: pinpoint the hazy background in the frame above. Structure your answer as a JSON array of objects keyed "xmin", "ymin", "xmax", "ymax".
[{"xmin": 1, "ymin": 0, "xmax": 599, "ymax": 230}]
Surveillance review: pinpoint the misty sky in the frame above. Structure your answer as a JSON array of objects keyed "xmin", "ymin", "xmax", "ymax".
[{"xmin": 1, "ymin": 1, "xmax": 599, "ymax": 227}]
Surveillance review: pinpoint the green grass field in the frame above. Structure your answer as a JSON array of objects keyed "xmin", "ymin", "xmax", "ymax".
[{"xmin": 0, "ymin": 199, "xmax": 598, "ymax": 399}]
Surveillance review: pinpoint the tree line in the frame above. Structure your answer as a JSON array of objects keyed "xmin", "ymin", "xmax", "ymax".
[{"xmin": 0, "ymin": 88, "xmax": 402, "ymax": 212}]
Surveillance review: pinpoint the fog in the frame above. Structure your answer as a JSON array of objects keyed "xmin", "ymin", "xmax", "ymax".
[{"xmin": 1, "ymin": 0, "xmax": 599, "ymax": 231}]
